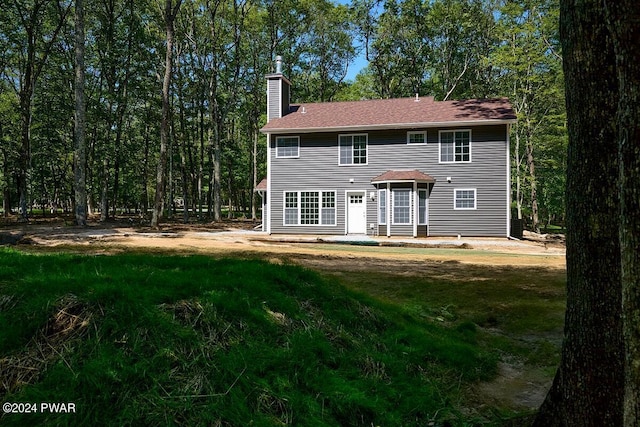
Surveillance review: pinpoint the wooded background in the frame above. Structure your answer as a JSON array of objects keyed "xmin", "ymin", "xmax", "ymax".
[{"xmin": 0, "ymin": 0, "xmax": 565, "ymax": 231}]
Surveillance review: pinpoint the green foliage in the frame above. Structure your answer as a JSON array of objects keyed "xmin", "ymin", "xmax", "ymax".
[
  {"xmin": 0, "ymin": 0, "xmax": 567, "ymax": 223},
  {"xmin": 491, "ymin": 0, "xmax": 566, "ymax": 229},
  {"xmin": 0, "ymin": 249, "xmax": 498, "ymax": 426}
]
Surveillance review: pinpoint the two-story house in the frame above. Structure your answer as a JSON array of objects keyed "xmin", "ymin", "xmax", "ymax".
[{"xmin": 257, "ymin": 59, "xmax": 517, "ymax": 238}]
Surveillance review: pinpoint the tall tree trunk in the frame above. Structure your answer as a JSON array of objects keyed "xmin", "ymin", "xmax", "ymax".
[
  {"xmin": 180, "ymin": 145, "xmax": 189, "ymax": 224},
  {"xmin": 17, "ymin": 75, "xmax": 33, "ymax": 222},
  {"xmin": 73, "ymin": 0, "xmax": 87, "ymax": 226},
  {"xmin": 151, "ymin": 0, "xmax": 182, "ymax": 228},
  {"xmin": 251, "ymin": 127, "xmax": 258, "ymax": 221},
  {"xmin": 1, "ymin": 148, "xmax": 10, "ymax": 217},
  {"xmin": 111, "ymin": 131, "xmax": 121, "ymax": 218},
  {"xmin": 142, "ymin": 112, "xmax": 151, "ymax": 218},
  {"xmin": 207, "ymin": 0, "xmax": 222, "ymax": 222},
  {"xmin": 534, "ymin": 0, "xmax": 624, "ymax": 424},
  {"xmin": 605, "ymin": 1, "xmax": 640, "ymax": 423},
  {"xmin": 86, "ymin": 125, "xmax": 97, "ymax": 216},
  {"xmin": 208, "ymin": 100, "xmax": 222, "ymax": 222},
  {"xmin": 526, "ymin": 132, "xmax": 539, "ymax": 233},
  {"xmin": 100, "ymin": 158, "xmax": 109, "ymax": 222},
  {"xmin": 197, "ymin": 103, "xmax": 206, "ymax": 221},
  {"xmin": 198, "ymin": 106, "xmax": 205, "ymax": 220},
  {"xmin": 227, "ymin": 155, "xmax": 233, "ymax": 220}
]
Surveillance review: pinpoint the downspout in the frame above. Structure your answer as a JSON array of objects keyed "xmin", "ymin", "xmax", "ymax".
[
  {"xmin": 427, "ymin": 186, "xmax": 430, "ymax": 237},
  {"xmin": 413, "ymin": 181, "xmax": 418, "ymax": 237},
  {"xmin": 266, "ymin": 133, "xmax": 271, "ymax": 234}
]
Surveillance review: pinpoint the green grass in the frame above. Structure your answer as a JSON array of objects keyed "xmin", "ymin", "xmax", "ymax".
[
  {"xmin": 0, "ymin": 248, "xmax": 501, "ymax": 426},
  {"xmin": 326, "ymin": 263, "xmax": 565, "ymax": 358},
  {"xmin": 323, "ymin": 262, "xmax": 566, "ymax": 421}
]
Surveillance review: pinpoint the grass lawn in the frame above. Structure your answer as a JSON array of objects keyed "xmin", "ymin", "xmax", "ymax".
[{"xmin": 0, "ymin": 247, "xmax": 565, "ymax": 426}]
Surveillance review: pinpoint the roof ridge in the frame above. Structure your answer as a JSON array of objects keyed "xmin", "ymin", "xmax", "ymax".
[{"xmin": 292, "ymin": 96, "xmax": 437, "ymax": 107}]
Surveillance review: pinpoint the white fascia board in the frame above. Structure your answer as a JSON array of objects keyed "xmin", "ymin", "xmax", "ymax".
[{"xmin": 371, "ymin": 179, "xmax": 436, "ymax": 186}]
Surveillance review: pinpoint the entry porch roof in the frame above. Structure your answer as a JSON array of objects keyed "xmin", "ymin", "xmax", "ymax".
[{"xmin": 371, "ymin": 170, "xmax": 436, "ymax": 185}]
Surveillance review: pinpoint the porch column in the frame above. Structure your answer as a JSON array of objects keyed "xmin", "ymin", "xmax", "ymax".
[
  {"xmin": 386, "ymin": 182, "xmax": 391, "ymax": 237},
  {"xmin": 413, "ymin": 181, "xmax": 418, "ymax": 237}
]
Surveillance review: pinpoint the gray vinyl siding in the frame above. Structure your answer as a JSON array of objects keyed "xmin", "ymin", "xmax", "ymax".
[
  {"xmin": 267, "ymin": 77, "xmax": 290, "ymax": 121},
  {"xmin": 268, "ymin": 125, "xmax": 509, "ymax": 236},
  {"xmin": 267, "ymin": 79, "xmax": 280, "ymax": 121}
]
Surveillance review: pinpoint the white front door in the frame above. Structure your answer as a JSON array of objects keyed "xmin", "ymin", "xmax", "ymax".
[{"xmin": 347, "ymin": 192, "xmax": 367, "ymax": 234}]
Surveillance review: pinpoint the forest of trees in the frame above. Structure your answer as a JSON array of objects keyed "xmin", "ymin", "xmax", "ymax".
[{"xmin": 0, "ymin": 0, "xmax": 565, "ymax": 230}]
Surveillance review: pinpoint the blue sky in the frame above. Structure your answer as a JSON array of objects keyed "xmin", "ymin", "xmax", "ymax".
[
  {"xmin": 346, "ymin": 55, "xmax": 368, "ymax": 81},
  {"xmin": 332, "ymin": 0, "xmax": 373, "ymax": 81}
]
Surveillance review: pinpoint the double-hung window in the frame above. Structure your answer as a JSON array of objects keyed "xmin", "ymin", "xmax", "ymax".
[
  {"xmin": 418, "ymin": 190, "xmax": 428, "ymax": 225},
  {"xmin": 440, "ymin": 130, "xmax": 471, "ymax": 162},
  {"xmin": 378, "ymin": 189, "xmax": 387, "ymax": 225},
  {"xmin": 339, "ymin": 134, "xmax": 367, "ymax": 165},
  {"xmin": 284, "ymin": 192, "xmax": 299, "ymax": 224},
  {"xmin": 276, "ymin": 136, "xmax": 299, "ymax": 158},
  {"xmin": 392, "ymin": 189, "xmax": 411, "ymax": 225},
  {"xmin": 283, "ymin": 191, "xmax": 336, "ymax": 225},
  {"xmin": 454, "ymin": 189, "xmax": 477, "ymax": 210},
  {"xmin": 321, "ymin": 192, "xmax": 336, "ymax": 225}
]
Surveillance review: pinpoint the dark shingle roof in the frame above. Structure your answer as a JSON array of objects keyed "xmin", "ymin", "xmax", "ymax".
[
  {"xmin": 261, "ymin": 97, "xmax": 516, "ymax": 134},
  {"xmin": 371, "ymin": 170, "xmax": 436, "ymax": 184},
  {"xmin": 254, "ymin": 178, "xmax": 267, "ymax": 191}
]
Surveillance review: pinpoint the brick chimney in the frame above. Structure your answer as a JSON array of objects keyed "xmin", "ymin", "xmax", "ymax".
[{"xmin": 266, "ymin": 56, "xmax": 291, "ymax": 122}]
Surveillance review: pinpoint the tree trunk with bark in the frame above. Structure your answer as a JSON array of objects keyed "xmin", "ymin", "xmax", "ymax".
[
  {"xmin": 526, "ymin": 126, "xmax": 539, "ymax": 233},
  {"xmin": 73, "ymin": 0, "xmax": 87, "ymax": 226},
  {"xmin": 251, "ymin": 127, "xmax": 258, "ymax": 221},
  {"xmin": 535, "ymin": 1, "xmax": 640, "ymax": 424},
  {"xmin": 534, "ymin": 0, "xmax": 624, "ymax": 424},
  {"xmin": 151, "ymin": 0, "xmax": 182, "ymax": 228},
  {"xmin": 100, "ymin": 158, "xmax": 109, "ymax": 222},
  {"xmin": 604, "ymin": 1, "xmax": 640, "ymax": 424}
]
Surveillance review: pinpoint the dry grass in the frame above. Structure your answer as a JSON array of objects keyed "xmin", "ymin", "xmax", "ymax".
[{"xmin": 0, "ymin": 294, "xmax": 92, "ymax": 396}]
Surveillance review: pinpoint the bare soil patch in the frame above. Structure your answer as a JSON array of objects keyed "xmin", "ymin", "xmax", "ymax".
[{"xmin": 1, "ymin": 216, "xmax": 564, "ymax": 267}]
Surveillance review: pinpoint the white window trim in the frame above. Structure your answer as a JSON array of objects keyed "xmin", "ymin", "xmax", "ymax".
[
  {"xmin": 275, "ymin": 136, "xmax": 300, "ymax": 158},
  {"xmin": 338, "ymin": 133, "xmax": 368, "ymax": 166},
  {"xmin": 282, "ymin": 190, "xmax": 337, "ymax": 226},
  {"xmin": 454, "ymin": 188, "xmax": 477, "ymax": 210},
  {"xmin": 407, "ymin": 131, "xmax": 427, "ymax": 144},
  {"xmin": 392, "ymin": 189, "xmax": 412, "ymax": 225},
  {"xmin": 438, "ymin": 129, "xmax": 472, "ymax": 163},
  {"xmin": 378, "ymin": 189, "xmax": 387, "ymax": 225}
]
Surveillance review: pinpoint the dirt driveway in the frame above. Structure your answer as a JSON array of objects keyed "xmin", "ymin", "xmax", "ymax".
[{"xmin": 2, "ymin": 222, "xmax": 565, "ymax": 270}]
